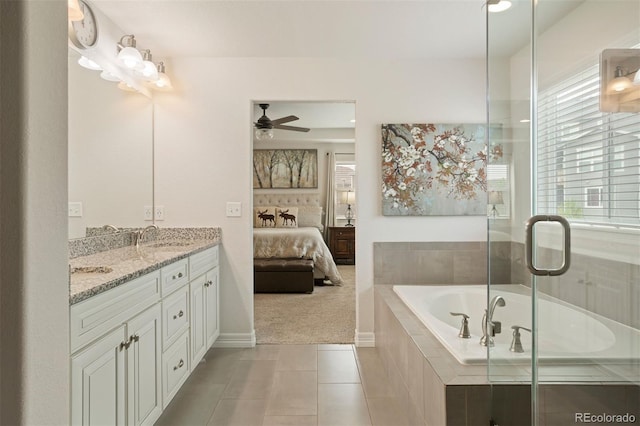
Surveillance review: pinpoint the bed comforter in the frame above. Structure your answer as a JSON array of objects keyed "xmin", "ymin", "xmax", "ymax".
[{"xmin": 253, "ymin": 227, "xmax": 343, "ymax": 285}]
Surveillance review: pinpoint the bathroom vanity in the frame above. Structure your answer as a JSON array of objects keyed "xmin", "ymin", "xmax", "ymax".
[{"xmin": 69, "ymin": 228, "xmax": 221, "ymax": 425}]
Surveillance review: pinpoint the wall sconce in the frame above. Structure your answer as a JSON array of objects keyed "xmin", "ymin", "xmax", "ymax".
[
  {"xmin": 488, "ymin": 191, "xmax": 504, "ymax": 218},
  {"xmin": 138, "ymin": 50, "xmax": 159, "ymax": 81},
  {"xmin": 340, "ymin": 190, "xmax": 355, "ymax": 227},
  {"xmin": 600, "ymin": 49, "xmax": 640, "ymax": 112}
]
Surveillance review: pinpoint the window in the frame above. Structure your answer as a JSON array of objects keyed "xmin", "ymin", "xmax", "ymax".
[
  {"xmin": 537, "ymin": 62, "xmax": 640, "ymax": 226},
  {"xmin": 585, "ymin": 187, "xmax": 602, "ymax": 208}
]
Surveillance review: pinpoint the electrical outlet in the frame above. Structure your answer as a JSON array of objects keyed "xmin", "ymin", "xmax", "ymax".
[
  {"xmin": 144, "ymin": 205, "xmax": 153, "ymax": 221},
  {"xmin": 226, "ymin": 202, "xmax": 242, "ymax": 217},
  {"xmin": 68, "ymin": 202, "xmax": 83, "ymax": 217},
  {"xmin": 155, "ymin": 205, "xmax": 165, "ymax": 221}
]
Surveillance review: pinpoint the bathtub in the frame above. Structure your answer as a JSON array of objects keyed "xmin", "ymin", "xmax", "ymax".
[{"xmin": 393, "ymin": 284, "xmax": 640, "ymax": 365}]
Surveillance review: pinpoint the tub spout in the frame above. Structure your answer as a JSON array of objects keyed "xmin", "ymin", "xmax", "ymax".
[{"xmin": 480, "ymin": 295, "xmax": 506, "ymax": 347}]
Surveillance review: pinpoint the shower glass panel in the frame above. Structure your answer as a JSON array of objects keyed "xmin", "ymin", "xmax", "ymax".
[{"xmin": 488, "ymin": 1, "xmax": 640, "ymax": 425}]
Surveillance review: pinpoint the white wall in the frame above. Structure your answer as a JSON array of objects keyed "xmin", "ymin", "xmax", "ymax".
[
  {"xmin": 0, "ymin": 1, "xmax": 69, "ymax": 423},
  {"xmin": 151, "ymin": 57, "xmax": 487, "ymax": 344}
]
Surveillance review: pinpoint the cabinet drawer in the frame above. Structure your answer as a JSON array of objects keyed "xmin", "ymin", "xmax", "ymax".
[
  {"xmin": 70, "ymin": 271, "xmax": 160, "ymax": 353},
  {"xmin": 161, "ymin": 258, "xmax": 189, "ymax": 296},
  {"xmin": 162, "ymin": 286, "xmax": 189, "ymax": 350},
  {"xmin": 189, "ymin": 246, "xmax": 218, "ymax": 279},
  {"xmin": 162, "ymin": 331, "xmax": 190, "ymax": 408}
]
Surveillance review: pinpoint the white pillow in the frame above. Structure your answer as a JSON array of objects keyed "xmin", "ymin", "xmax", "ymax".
[
  {"xmin": 275, "ymin": 207, "xmax": 299, "ymax": 228},
  {"xmin": 254, "ymin": 206, "xmax": 277, "ymax": 228},
  {"xmin": 296, "ymin": 205, "xmax": 324, "ymax": 230}
]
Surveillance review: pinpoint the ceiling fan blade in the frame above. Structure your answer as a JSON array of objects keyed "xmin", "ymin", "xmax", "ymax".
[
  {"xmin": 274, "ymin": 124, "xmax": 310, "ymax": 132},
  {"xmin": 270, "ymin": 115, "xmax": 299, "ymax": 125}
]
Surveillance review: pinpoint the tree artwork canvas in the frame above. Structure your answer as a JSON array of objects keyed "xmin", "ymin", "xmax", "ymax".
[
  {"xmin": 381, "ymin": 123, "xmax": 503, "ymax": 216},
  {"xmin": 253, "ymin": 149, "xmax": 318, "ymax": 189}
]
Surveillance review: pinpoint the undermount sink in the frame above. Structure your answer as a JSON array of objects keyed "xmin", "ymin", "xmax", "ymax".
[
  {"xmin": 149, "ymin": 241, "xmax": 192, "ymax": 248},
  {"xmin": 71, "ymin": 266, "xmax": 113, "ymax": 274}
]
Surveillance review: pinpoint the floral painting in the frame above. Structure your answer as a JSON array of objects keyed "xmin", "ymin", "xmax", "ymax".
[
  {"xmin": 253, "ymin": 149, "xmax": 318, "ymax": 189},
  {"xmin": 381, "ymin": 123, "xmax": 502, "ymax": 216}
]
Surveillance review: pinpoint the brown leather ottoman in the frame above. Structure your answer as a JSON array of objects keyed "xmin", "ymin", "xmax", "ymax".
[{"xmin": 254, "ymin": 258, "xmax": 314, "ymax": 293}]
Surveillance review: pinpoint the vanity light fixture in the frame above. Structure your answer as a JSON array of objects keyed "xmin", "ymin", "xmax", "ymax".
[
  {"xmin": 151, "ymin": 61, "xmax": 172, "ymax": 90},
  {"xmin": 68, "ymin": 0, "xmax": 84, "ymax": 21},
  {"xmin": 117, "ymin": 35, "xmax": 144, "ymax": 70},
  {"xmin": 608, "ymin": 66, "xmax": 634, "ymax": 92},
  {"xmin": 99, "ymin": 70, "xmax": 120, "ymax": 82},
  {"xmin": 117, "ymin": 81, "xmax": 138, "ymax": 92},
  {"xmin": 487, "ymin": 0, "xmax": 512, "ymax": 13},
  {"xmin": 78, "ymin": 56, "xmax": 102, "ymax": 71},
  {"xmin": 138, "ymin": 50, "xmax": 159, "ymax": 81}
]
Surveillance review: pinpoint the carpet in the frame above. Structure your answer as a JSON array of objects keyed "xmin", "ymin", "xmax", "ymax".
[{"xmin": 254, "ymin": 264, "xmax": 355, "ymax": 344}]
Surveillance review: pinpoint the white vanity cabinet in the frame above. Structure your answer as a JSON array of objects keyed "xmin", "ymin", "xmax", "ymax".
[
  {"xmin": 189, "ymin": 246, "xmax": 220, "ymax": 367},
  {"xmin": 70, "ymin": 271, "xmax": 162, "ymax": 426},
  {"xmin": 70, "ymin": 244, "xmax": 221, "ymax": 425}
]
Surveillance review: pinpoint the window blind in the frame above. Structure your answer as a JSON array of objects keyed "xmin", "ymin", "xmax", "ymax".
[{"xmin": 537, "ymin": 63, "xmax": 640, "ymax": 226}]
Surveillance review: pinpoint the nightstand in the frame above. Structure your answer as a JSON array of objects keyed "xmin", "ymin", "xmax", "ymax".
[{"xmin": 328, "ymin": 226, "xmax": 355, "ymax": 265}]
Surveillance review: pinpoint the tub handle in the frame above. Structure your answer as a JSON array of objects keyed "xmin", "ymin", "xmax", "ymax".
[
  {"xmin": 450, "ymin": 312, "xmax": 471, "ymax": 339},
  {"xmin": 509, "ymin": 325, "xmax": 531, "ymax": 353},
  {"xmin": 525, "ymin": 215, "xmax": 571, "ymax": 276}
]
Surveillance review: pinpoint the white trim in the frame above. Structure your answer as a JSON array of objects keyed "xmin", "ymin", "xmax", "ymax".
[
  {"xmin": 354, "ymin": 331, "xmax": 375, "ymax": 347},
  {"xmin": 212, "ymin": 331, "xmax": 256, "ymax": 348}
]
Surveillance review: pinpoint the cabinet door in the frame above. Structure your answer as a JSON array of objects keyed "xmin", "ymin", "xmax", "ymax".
[
  {"xmin": 71, "ymin": 325, "xmax": 126, "ymax": 426},
  {"xmin": 190, "ymin": 274, "xmax": 207, "ymax": 366},
  {"xmin": 126, "ymin": 304, "xmax": 162, "ymax": 426},
  {"xmin": 205, "ymin": 266, "xmax": 220, "ymax": 348}
]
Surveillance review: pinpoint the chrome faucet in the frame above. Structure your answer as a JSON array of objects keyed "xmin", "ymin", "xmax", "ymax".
[
  {"xmin": 102, "ymin": 224, "xmax": 120, "ymax": 233},
  {"xmin": 480, "ymin": 295, "xmax": 506, "ymax": 347},
  {"xmin": 135, "ymin": 225, "xmax": 158, "ymax": 248}
]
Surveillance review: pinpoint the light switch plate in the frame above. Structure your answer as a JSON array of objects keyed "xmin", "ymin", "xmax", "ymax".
[
  {"xmin": 68, "ymin": 202, "xmax": 83, "ymax": 217},
  {"xmin": 226, "ymin": 202, "xmax": 241, "ymax": 217}
]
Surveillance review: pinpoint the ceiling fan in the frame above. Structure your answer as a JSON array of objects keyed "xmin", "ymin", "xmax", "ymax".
[{"xmin": 254, "ymin": 103, "xmax": 310, "ymax": 140}]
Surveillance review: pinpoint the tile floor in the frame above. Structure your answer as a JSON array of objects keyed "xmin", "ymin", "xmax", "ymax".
[{"xmin": 155, "ymin": 344, "xmax": 416, "ymax": 426}]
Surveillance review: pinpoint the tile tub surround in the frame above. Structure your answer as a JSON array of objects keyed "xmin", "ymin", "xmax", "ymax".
[
  {"xmin": 69, "ymin": 227, "xmax": 221, "ymax": 304},
  {"xmin": 373, "ymin": 241, "xmax": 512, "ymax": 286},
  {"xmin": 374, "ymin": 286, "xmax": 640, "ymax": 426}
]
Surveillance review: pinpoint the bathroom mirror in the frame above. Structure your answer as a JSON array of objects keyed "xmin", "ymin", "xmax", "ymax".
[{"xmin": 68, "ymin": 52, "xmax": 153, "ymax": 239}]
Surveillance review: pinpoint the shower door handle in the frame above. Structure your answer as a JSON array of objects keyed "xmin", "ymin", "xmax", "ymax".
[{"xmin": 525, "ymin": 215, "xmax": 571, "ymax": 276}]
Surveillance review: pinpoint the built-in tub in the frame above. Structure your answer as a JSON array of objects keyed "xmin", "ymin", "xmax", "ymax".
[{"xmin": 393, "ymin": 284, "xmax": 640, "ymax": 365}]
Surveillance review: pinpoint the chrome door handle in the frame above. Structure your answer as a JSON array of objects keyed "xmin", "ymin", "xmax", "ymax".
[{"xmin": 525, "ymin": 215, "xmax": 571, "ymax": 276}]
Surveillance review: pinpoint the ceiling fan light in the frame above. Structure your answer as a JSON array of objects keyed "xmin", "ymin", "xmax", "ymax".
[{"xmin": 255, "ymin": 128, "xmax": 274, "ymax": 140}]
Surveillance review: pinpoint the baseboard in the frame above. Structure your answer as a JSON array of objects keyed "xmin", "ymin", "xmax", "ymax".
[
  {"xmin": 213, "ymin": 331, "xmax": 256, "ymax": 348},
  {"xmin": 354, "ymin": 330, "xmax": 375, "ymax": 347}
]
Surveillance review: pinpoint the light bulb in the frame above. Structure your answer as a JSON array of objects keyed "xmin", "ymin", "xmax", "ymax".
[
  {"xmin": 608, "ymin": 66, "xmax": 632, "ymax": 93},
  {"xmin": 78, "ymin": 56, "xmax": 101, "ymax": 71},
  {"xmin": 118, "ymin": 46, "xmax": 143, "ymax": 69},
  {"xmin": 255, "ymin": 128, "xmax": 274, "ymax": 140}
]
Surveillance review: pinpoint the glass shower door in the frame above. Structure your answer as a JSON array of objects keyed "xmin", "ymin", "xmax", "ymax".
[{"xmin": 487, "ymin": 1, "xmax": 640, "ymax": 425}]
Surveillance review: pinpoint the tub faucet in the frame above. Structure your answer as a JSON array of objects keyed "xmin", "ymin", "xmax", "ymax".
[
  {"xmin": 509, "ymin": 325, "xmax": 531, "ymax": 353},
  {"xmin": 450, "ymin": 312, "xmax": 471, "ymax": 338},
  {"xmin": 135, "ymin": 225, "xmax": 158, "ymax": 248},
  {"xmin": 480, "ymin": 295, "xmax": 506, "ymax": 347}
]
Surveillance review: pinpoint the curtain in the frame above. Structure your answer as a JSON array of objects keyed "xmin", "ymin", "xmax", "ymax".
[{"xmin": 324, "ymin": 151, "xmax": 336, "ymax": 240}]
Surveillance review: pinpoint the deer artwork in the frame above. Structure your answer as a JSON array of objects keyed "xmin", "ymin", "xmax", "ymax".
[
  {"xmin": 257, "ymin": 210, "xmax": 275, "ymax": 227},
  {"xmin": 278, "ymin": 209, "xmax": 297, "ymax": 226}
]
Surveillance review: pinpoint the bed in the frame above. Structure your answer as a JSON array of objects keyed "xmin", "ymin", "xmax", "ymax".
[{"xmin": 253, "ymin": 193, "xmax": 343, "ymax": 286}]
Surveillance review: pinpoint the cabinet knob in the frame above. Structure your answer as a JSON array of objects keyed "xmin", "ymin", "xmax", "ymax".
[
  {"xmin": 173, "ymin": 310, "xmax": 184, "ymax": 320},
  {"xmin": 173, "ymin": 359, "xmax": 184, "ymax": 371},
  {"xmin": 178, "ymin": 272, "xmax": 183, "ymax": 278}
]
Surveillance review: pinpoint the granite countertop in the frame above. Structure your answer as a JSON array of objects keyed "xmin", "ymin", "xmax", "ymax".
[{"xmin": 69, "ymin": 237, "xmax": 220, "ymax": 305}]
